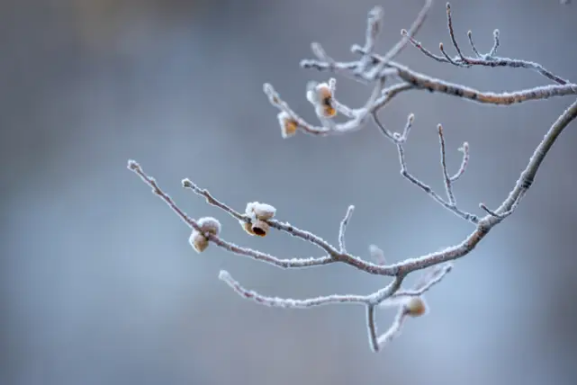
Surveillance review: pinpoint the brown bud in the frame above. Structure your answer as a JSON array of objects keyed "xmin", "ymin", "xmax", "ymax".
[
  {"xmin": 189, "ymin": 230, "xmax": 209, "ymax": 253},
  {"xmin": 277, "ymin": 111, "xmax": 298, "ymax": 138},
  {"xmin": 404, "ymin": 297, "xmax": 427, "ymax": 317}
]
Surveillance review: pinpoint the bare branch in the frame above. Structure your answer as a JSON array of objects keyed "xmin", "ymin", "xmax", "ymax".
[
  {"xmin": 466, "ymin": 30, "xmax": 482, "ymax": 58},
  {"xmin": 182, "ymin": 178, "xmax": 245, "ymax": 222},
  {"xmin": 489, "ymin": 29, "xmax": 500, "ymax": 57},
  {"xmin": 310, "ymin": 48, "xmax": 577, "ymax": 105},
  {"xmin": 219, "ymin": 270, "xmax": 404, "ymax": 308},
  {"xmin": 438, "ymin": 124, "xmax": 457, "ymax": 206},
  {"xmin": 450, "ymin": 142, "xmax": 469, "ymax": 182},
  {"xmin": 372, "ymin": 114, "xmax": 479, "ymax": 224},
  {"xmin": 128, "ymin": 160, "xmax": 198, "ymax": 230},
  {"xmin": 338, "ymin": 205, "xmax": 355, "ymax": 253},
  {"xmin": 376, "ymin": 0, "xmax": 433, "ymax": 66},
  {"xmin": 403, "ymin": 3, "xmax": 570, "ymax": 85},
  {"xmin": 390, "ymin": 263, "xmax": 453, "ymax": 299},
  {"xmin": 128, "ymin": 2, "xmax": 577, "ymax": 354}
]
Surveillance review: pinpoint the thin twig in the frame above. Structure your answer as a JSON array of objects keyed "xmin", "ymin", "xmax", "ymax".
[
  {"xmin": 218, "ymin": 270, "xmax": 405, "ymax": 309},
  {"xmin": 182, "ymin": 179, "xmax": 245, "ymax": 222},
  {"xmin": 339, "ymin": 205, "xmax": 355, "ymax": 253},
  {"xmin": 450, "ymin": 142, "xmax": 469, "ymax": 182},
  {"xmin": 377, "ymin": 0, "xmax": 433, "ymax": 65},
  {"xmin": 402, "ymin": 3, "xmax": 569, "ymax": 85},
  {"xmin": 438, "ymin": 124, "xmax": 457, "ymax": 206},
  {"xmin": 466, "ymin": 30, "xmax": 482, "ymax": 58}
]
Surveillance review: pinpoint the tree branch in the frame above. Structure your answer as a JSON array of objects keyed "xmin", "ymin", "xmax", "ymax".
[{"xmin": 127, "ymin": 0, "xmax": 577, "ymax": 352}]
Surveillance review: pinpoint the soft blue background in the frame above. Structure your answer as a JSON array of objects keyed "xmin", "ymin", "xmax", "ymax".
[{"xmin": 2, "ymin": 1, "xmax": 577, "ymax": 384}]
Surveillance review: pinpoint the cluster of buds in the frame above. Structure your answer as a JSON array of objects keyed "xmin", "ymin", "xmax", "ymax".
[
  {"xmin": 189, "ymin": 217, "xmax": 221, "ymax": 253},
  {"xmin": 240, "ymin": 201, "xmax": 277, "ymax": 237},
  {"xmin": 306, "ymin": 80, "xmax": 337, "ymax": 119},
  {"xmin": 275, "ymin": 80, "xmax": 338, "ymax": 138}
]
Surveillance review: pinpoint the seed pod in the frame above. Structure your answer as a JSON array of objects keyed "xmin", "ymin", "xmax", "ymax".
[
  {"xmin": 197, "ymin": 217, "xmax": 221, "ymax": 236},
  {"xmin": 189, "ymin": 230, "xmax": 209, "ymax": 253},
  {"xmin": 240, "ymin": 220, "xmax": 256, "ymax": 236},
  {"xmin": 306, "ymin": 82, "xmax": 336, "ymax": 118},
  {"xmin": 277, "ymin": 111, "xmax": 298, "ymax": 138},
  {"xmin": 404, "ymin": 297, "xmax": 427, "ymax": 317},
  {"xmin": 250, "ymin": 219, "xmax": 270, "ymax": 237}
]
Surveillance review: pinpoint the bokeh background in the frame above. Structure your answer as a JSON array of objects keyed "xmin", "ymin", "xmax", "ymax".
[{"xmin": 2, "ymin": 0, "xmax": 577, "ymax": 384}]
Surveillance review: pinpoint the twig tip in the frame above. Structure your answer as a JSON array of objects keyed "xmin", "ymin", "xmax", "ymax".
[
  {"xmin": 218, "ymin": 270, "xmax": 231, "ymax": 281},
  {"xmin": 369, "ymin": 5, "xmax": 384, "ymax": 19},
  {"xmin": 127, "ymin": 159, "xmax": 139, "ymax": 171}
]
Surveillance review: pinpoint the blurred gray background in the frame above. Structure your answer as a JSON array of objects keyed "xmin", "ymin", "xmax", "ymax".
[{"xmin": 2, "ymin": 0, "xmax": 577, "ymax": 384}]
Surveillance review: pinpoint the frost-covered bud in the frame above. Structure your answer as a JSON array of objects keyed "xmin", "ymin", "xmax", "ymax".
[
  {"xmin": 241, "ymin": 202, "xmax": 275, "ymax": 236},
  {"xmin": 306, "ymin": 81, "xmax": 336, "ymax": 118},
  {"xmin": 189, "ymin": 230, "xmax": 209, "ymax": 253},
  {"xmin": 197, "ymin": 217, "xmax": 221, "ymax": 236},
  {"xmin": 250, "ymin": 219, "xmax": 270, "ymax": 237},
  {"xmin": 277, "ymin": 111, "xmax": 298, "ymax": 138},
  {"xmin": 244, "ymin": 201, "xmax": 276, "ymax": 220},
  {"xmin": 252, "ymin": 203, "xmax": 276, "ymax": 220},
  {"xmin": 404, "ymin": 297, "xmax": 427, "ymax": 317}
]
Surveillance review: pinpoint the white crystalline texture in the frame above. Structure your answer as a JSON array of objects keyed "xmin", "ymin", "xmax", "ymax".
[
  {"xmin": 197, "ymin": 217, "xmax": 221, "ymax": 236},
  {"xmin": 245, "ymin": 201, "xmax": 277, "ymax": 220}
]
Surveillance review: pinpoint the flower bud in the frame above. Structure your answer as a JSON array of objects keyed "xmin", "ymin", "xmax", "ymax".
[
  {"xmin": 277, "ymin": 111, "xmax": 298, "ymax": 138},
  {"xmin": 189, "ymin": 230, "xmax": 209, "ymax": 253},
  {"xmin": 404, "ymin": 297, "xmax": 427, "ymax": 317}
]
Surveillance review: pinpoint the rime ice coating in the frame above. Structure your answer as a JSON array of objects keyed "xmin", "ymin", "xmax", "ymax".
[
  {"xmin": 189, "ymin": 216, "xmax": 221, "ymax": 253},
  {"xmin": 240, "ymin": 202, "xmax": 276, "ymax": 237},
  {"xmin": 197, "ymin": 217, "xmax": 221, "ymax": 236}
]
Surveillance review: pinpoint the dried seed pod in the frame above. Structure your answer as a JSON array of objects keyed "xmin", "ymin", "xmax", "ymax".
[
  {"xmin": 277, "ymin": 111, "xmax": 298, "ymax": 138},
  {"xmin": 240, "ymin": 220, "xmax": 256, "ymax": 236},
  {"xmin": 306, "ymin": 82, "xmax": 336, "ymax": 118},
  {"xmin": 189, "ymin": 230, "xmax": 209, "ymax": 253},
  {"xmin": 251, "ymin": 219, "xmax": 270, "ymax": 237},
  {"xmin": 404, "ymin": 297, "xmax": 427, "ymax": 317},
  {"xmin": 197, "ymin": 217, "xmax": 221, "ymax": 236}
]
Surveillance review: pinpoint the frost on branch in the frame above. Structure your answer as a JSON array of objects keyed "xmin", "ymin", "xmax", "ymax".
[
  {"xmin": 241, "ymin": 201, "xmax": 277, "ymax": 237},
  {"xmin": 127, "ymin": 1, "xmax": 577, "ymax": 353}
]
